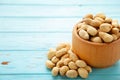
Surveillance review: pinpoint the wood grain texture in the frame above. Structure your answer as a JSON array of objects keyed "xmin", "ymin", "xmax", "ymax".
[{"xmin": 0, "ymin": 0, "xmax": 120, "ymax": 79}]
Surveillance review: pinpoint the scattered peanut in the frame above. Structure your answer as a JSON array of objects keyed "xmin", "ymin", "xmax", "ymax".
[
  {"xmin": 84, "ymin": 66, "xmax": 92, "ymax": 73},
  {"xmin": 52, "ymin": 67, "xmax": 59, "ymax": 76},
  {"xmin": 46, "ymin": 60, "xmax": 55, "ymax": 69},
  {"xmin": 68, "ymin": 50, "xmax": 79, "ymax": 62},
  {"xmin": 64, "ymin": 58, "xmax": 71, "ymax": 66},
  {"xmin": 51, "ymin": 56, "xmax": 59, "ymax": 63},
  {"xmin": 75, "ymin": 60, "xmax": 87, "ymax": 68},
  {"xmin": 56, "ymin": 60, "xmax": 64, "ymax": 68},
  {"xmin": 47, "ymin": 48, "xmax": 56, "ymax": 60},
  {"xmin": 56, "ymin": 48, "xmax": 67, "ymax": 58},
  {"xmin": 60, "ymin": 66, "xmax": 69, "ymax": 76},
  {"xmin": 61, "ymin": 53, "xmax": 69, "ymax": 60},
  {"xmin": 68, "ymin": 61, "xmax": 78, "ymax": 70},
  {"xmin": 46, "ymin": 43, "xmax": 92, "ymax": 79},
  {"xmin": 66, "ymin": 70, "xmax": 78, "ymax": 78},
  {"xmin": 78, "ymin": 68, "xmax": 88, "ymax": 78}
]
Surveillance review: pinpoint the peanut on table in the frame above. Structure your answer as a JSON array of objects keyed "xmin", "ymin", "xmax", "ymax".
[{"xmin": 46, "ymin": 43, "xmax": 92, "ymax": 79}]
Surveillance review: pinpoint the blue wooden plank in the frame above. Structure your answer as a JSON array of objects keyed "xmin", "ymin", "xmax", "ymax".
[
  {"xmin": 0, "ymin": 18, "xmax": 78, "ymax": 32},
  {"xmin": 0, "ymin": 51, "xmax": 120, "ymax": 75},
  {"xmin": 0, "ymin": 6, "xmax": 120, "ymax": 17},
  {"xmin": 0, "ymin": 0, "xmax": 120, "ymax": 4},
  {"xmin": 0, "ymin": 33, "xmax": 71, "ymax": 50},
  {"xmin": 0, "ymin": 17, "xmax": 120, "ymax": 32},
  {"xmin": 0, "ymin": 75, "xmax": 120, "ymax": 80}
]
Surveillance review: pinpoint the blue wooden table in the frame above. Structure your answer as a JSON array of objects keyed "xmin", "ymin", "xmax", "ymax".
[{"xmin": 0, "ymin": 0, "xmax": 120, "ymax": 80}]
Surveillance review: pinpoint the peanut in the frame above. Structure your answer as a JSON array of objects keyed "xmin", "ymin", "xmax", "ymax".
[
  {"xmin": 112, "ymin": 34, "xmax": 118, "ymax": 41},
  {"xmin": 91, "ymin": 36, "xmax": 102, "ymax": 43},
  {"xmin": 100, "ymin": 23, "xmax": 112, "ymax": 32},
  {"xmin": 99, "ymin": 32, "xmax": 113, "ymax": 42},
  {"xmin": 60, "ymin": 66, "xmax": 69, "ymax": 76},
  {"xmin": 68, "ymin": 61, "xmax": 78, "ymax": 70},
  {"xmin": 83, "ymin": 14, "xmax": 93, "ymax": 19},
  {"xmin": 56, "ymin": 60, "xmax": 64, "ymax": 68},
  {"xmin": 64, "ymin": 58, "xmax": 71, "ymax": 66},
  {"xmin": 56, "ymin": 43, "xmax": 70, "ymax": 51},
  {"xmin": 51, "ymin": 56, "xmax": 59, "ymax": 64},
  {"xmin": 90, "ymin": 20, "xmax": 101, "ymax": 27},
  {"xmin": 112, "ymin": 20, "xmax": 119, "ymax": 27},
  {"xmin": 61, "ymin": 53, "xmax": 69, "ymax": 60},
  {"xmin": 75, "ymin": 60, "xmax": 87, "ymax": 68},
  {"xmin": 78, "ymin": 29, "xmax": 89, "ymax": 40},
  {"xmin": 82, "ymin": 18, "xmax": 92, "ymax": 25},
  {"xmin": 77, "ymin": 22, "xmax": 86, "ymax": 29},
  {"xmin": 78, "ymin": 68, "xmax": 88, "ymax": 78},
  {"xmin": 47, "ymin": 48, "xmax": 56, "ymax": 60},
  {"xmin": 52, "ymin": 67, "xmax": 59, "ymax": 76},
  {"xmin": 87, "ymin": 25, "xmax": 97, "ymax": 36},
  {"xmin": 94, "ymin": 17, "xmax": 104, "ymax": 23},
  {"xmin": 78, "ymin": 24, "xmax": 88, "ymax": 30},
  {"xmin": 68, "ymin": 50, "xmax": 79, "ymax": 62},
  {"xmin": 66, "ymin": 70, "xmax": 78, "ymax": 78},
  {"xmin": 84, "ymin": 66, "xmax": 92, "ymax": 73},
  {"xmin": 46, "ymin": 60, "xmax": 55, "ymax": 69},
  {"xmin": 111, "ymin": 28, "xmax": 119, "ymax": 34},
  {"xmin": 95, "ymin": 13, "xmax": 106, "ymax": 19},
  {"xmin": 105, "ymin": 17, "xmax": 112, "ymax": 23},
  {"xmin": 56, "ymin": 48, "xmax": 67, "ymax": 58}
]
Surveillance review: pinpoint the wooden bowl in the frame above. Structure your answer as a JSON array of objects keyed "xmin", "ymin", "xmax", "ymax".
[{"xmin": 72, "ymin": 25, "xmax": 120, "ymax": 68}]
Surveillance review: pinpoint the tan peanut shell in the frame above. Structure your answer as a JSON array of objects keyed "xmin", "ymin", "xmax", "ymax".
[
  {"xmin": 75, "ymin": 60, "xmax": 87, "ymax": 68},
  {"xmin": 68, "ymin": 61, "xmax": 78, "ymax": 70},
  {"xmin": 64, "ymin": 58, "xmax": 71, "ymax": 66},
  {"xmin": 56, "ymin": 48, "xmax": 67, "ymax": 58},
  {"xmin": 60, "ymin": 66, "xmax": 69, "ymax": 76},
  {"xmin": 100, "ymin": 23, "xmax": 112, "ymax": 32},
  {"xmin": 83, "ymin": 14, "xmax": 93, "ymax": 19},
  {"xmin": 87, "ymin": 25, "xmax": 97, "ymax": 36},
  {"xmin": 46, "ymin": 60, "xmax": 55, "ymax": 69},
  {"xmin": 78, "ymin": 68, "xmax": 88, "ymax": 78},
  {"xmin": 91, "ymin": 36, "xmax": 102, "ymax": 43},
  {"xmin": 84, "ymin": 66, "xmax": 92, "ymax": 73},
  {"xmin": 95, "ymin": 13, "xmax": 106, "ymax": 19},
  {"xmin": 68, "ymin": 50, "xmax": 79, "ymax": 62},
  {"xmin": 78, "ymin": 29, "xmax": 89, "ymax": 40},
  {"xmin": 47, "ymin": 48, "xmax": 56, "ymax": 60},
  {"xmin": 99, "ymin": 32, "xmax": 113, "ymax": 42},
  {"xmin": 52, "ymin": 67, "xmax": 59, "ymax": 76},
  {"xmin": 66, "ymin": 70, "xmax": 78, "ymax": 78},
  {"xmin": 51, "ymin": 56, "xmax": 59, "ymax": 63}
]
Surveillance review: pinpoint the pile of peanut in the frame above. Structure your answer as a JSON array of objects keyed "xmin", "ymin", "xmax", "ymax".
[
  {"xmin": 46, "ymin": 43, "xmax": 92, "ymax": 78},
  {"xmin": 77, "ymin": 13, "xmax": 120, "ymax": 43}
]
